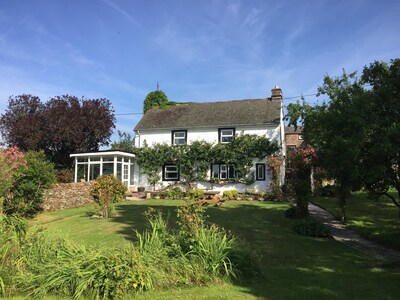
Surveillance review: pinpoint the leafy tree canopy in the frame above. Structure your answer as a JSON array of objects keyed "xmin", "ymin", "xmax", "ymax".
[
  {"xmin": 111, "ymin": 131, "xmax": 135, "ymax": 152},
  {"xmin": 359, "ymin": 59, "xmax": 400, "ymax": 212},
  {"xmin": 286, "ymin": 58, "xmax": 400, "ymax": 220},
  {"xmin": 143, "ymin": 90, "xmax": 169, "ymax": 113},
  {"xmin": 0, "ymin": 94, "xmax": 115, "ymax": 169}
]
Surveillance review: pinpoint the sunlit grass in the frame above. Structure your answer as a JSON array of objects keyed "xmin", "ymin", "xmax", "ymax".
[
  {"xmin": 23, "ymin": 199, "xmax": 400, "ymax": 299},
  {"xmin": 312, "ymin": 191, "xmax": 400, "ymax": 251}
]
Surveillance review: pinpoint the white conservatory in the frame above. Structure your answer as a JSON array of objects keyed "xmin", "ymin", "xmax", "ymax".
[{"xmin": 70, "ymin": 151, "xmax": 136, "ymax": 189}]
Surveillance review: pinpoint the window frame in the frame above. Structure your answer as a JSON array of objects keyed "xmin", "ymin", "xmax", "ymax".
[
  {"xmin": 218, "ymin": 128, "xmax": 236, "ymax": 143},
  {"xmin": 211, "ymin": 164, "xmax": 236, "ymax": 180},
  {"xmin": 171, "ymin": 130, "xmax": 187, "ymax": 145},
  {"xmin": 162, "ymin": 164, "xmax": 179, "ymax": 181},
  {"xmin": 255, "ymin": 163, "xmax": 266, "ymax": 181},
  {"xmin": 298, "ymin": 134, "xmax": 304, "ymax": 140}
]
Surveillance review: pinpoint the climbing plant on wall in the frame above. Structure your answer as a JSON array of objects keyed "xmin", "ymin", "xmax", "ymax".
[{"xmin": 135, "ymin": 133, "xmax": 279, "ymax": 188}]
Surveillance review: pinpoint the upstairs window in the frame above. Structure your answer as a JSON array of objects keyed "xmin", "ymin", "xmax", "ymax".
[
  {"xmin": 255, "ymin": 163, "xmax": 266, "ymax": 181},
  {"xmin": 298, "ymin": 134, "xmax": 303, "ymax": 140},
  {"xmin": 219, "ymin": 128, "xmax": 235, "ymax": 143},
  {"xmin": 211, "ymin": 164, "xmax": 236, "ymax": 180},
  {"xmin": 163, "ymin": 164, "xmax": 179, "ymax": 181},
  {"xmin": 172, "ymin": 130, "xmax": 187, "ymax": 145}
]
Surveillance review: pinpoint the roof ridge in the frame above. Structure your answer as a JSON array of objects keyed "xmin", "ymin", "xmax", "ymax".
[{"xmin": 174, "ymin": 98, "xmax": 271, "ymax": 105}]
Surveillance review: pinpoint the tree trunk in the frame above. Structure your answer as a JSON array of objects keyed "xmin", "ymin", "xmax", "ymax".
[
  {"xmin": 338, "ymin": 190, "xmax": 347, "ymax": 223},
  {"xmin": 310, "ymin": 167, "xmax": 315, "ymax": 195},
  {"xmin": 297, "ymin": 196, "xmax": 309, "ymax": 218},
  {"xmin": 383, "ymin": 190, "xmax": 400, "ymax": 218}
]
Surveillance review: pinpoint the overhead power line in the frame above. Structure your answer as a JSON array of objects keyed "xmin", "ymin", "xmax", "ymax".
[
  {"xmin": 115, "ymin": 112, "xmax": 144, "ymax": 116},
  {"xmin": 284, "ymin": 93, "xmax": 317, "ymax": 100}
]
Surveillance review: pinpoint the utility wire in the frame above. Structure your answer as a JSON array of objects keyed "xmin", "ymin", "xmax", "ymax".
[
  {"xmin": 114, "ymin": 93, "xmax": 319, "ymax": 116},
  {"xmin": 284, "ymin": 93, "xmax": 318, "ymax": 100}
]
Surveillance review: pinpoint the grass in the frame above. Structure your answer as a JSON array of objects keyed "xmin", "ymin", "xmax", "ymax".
[
  {"xmin": 26, "ymin": 199, "xmax": 400, "ymax": 300},
  {"xmin": 311, "ymin": 191, "xmax": 400, "ymax": 251}
]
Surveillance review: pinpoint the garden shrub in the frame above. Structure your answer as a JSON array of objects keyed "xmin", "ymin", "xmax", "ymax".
[
  {"xmin": 56, "ymin": 169, "xmax": 74, "ymax": 183},
  {"xmin": 223, "ymin": 190, "xmax": 238, "ymax": 200},
  {"xmin": 293, "ymin": 218, "xmax": 330, "ymax": 237},
  {"xmin": 319, "ymin": 184, "xmax": 336, "ymax": 197},
  {"xmin": 264, "ymin": 186, "xmax": 284, "ymax": 202},
  {"xmin": 160, "ymin": 186, "xmax": 185, "ymax": 200},
  {"xmin": 90, "ymin": 175, "xmax": 127, "ymax": 218},
  {"xmin": 188, "ymin": 189, "xmax": 204, "ymax": 199},
  {"xmin": 5, "ymin": 151, "xmax": 56, "ymax": 217}
]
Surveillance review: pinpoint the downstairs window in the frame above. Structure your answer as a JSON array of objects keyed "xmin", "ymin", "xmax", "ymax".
[
  {"xmin": 163, "ymin": 164, "xmax": 179, "ymax": 181},
  {"xmin": 211, "ymin": 164, "xmax": 236, "ymax": 180}
]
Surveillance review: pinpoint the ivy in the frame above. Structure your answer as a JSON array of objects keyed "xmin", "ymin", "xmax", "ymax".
[{"xmin": 135, "ymin": 133, "xmax": 279, "ymax": 188}]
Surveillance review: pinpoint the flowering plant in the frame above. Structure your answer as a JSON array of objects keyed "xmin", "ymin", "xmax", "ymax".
[
  {"xmin": 90, "ymin": 175, "xmax": 127, "ymax": 218},
  {"xmin": 267, "ymin": 155, "xmax": 283, "ymax": 187},
  {"xmin": 0, "ymin": 146, "xmax": 27, "ymax": 214}
]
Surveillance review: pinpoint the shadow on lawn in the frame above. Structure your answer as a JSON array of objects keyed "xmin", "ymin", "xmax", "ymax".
[{"xmin": 111, "ymin": 201, "xmax": 399, "ymax": 300}]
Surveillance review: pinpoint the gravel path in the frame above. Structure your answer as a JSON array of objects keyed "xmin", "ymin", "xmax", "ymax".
[{"xmin": 308, "ymin": 203, "xmax": 400, "ymax": 260}]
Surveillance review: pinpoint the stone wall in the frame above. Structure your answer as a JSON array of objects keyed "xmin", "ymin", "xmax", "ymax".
[{"xmin": 43, "ymin": 181, "xmax": 95, "ymax": 211}]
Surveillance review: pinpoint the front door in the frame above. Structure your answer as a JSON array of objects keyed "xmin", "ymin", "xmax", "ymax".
[{"xmin": 122, "ymin": 163, "xmax": 129, "ymax": 186}]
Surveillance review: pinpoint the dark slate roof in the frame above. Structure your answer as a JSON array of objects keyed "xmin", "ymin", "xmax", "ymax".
[
  {"xmin": 134, "ymin": 99, "xmax": 281, "ymax": 130},
  {"xmin": 285, "ymin": 126, "xmax": 303, "ymax": 134}
]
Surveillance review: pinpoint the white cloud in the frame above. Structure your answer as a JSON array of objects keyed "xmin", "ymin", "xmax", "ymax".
[{"xmin": 101, "ymin": 0, "xmax": 141, "ymax": 27}]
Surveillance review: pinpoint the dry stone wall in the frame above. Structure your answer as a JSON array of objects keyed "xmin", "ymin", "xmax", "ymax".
[{"xmin": 43, "ymin": 182, "xmax": 95, "ymax": 211}]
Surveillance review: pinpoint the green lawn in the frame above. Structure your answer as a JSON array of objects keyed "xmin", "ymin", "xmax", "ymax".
[
  {"xmin": 28, "ymin": 200, "xmax": 400, "ymax": 300},
  {"xmin": 311, "ymin": 192, "xmax": 400, "ymax": 251}
]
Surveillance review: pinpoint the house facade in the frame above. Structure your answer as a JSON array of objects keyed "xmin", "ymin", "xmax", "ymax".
[
  {"xmin": 285, "ymin": 126, "xmax": 305, "ymax": 152},
  {"xmin": 132, "ymin": 86, "xmax": 286, "ymax": 193}
]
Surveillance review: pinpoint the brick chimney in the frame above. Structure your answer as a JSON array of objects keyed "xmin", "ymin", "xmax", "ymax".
[{"xmin": 271, "ymin": 85, "xmax": 283, "ymax": 101}]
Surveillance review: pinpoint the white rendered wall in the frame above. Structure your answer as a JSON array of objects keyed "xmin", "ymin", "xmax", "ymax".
[
  {"xmin": 134, "ymin": 158, "xmax": 273, "ymax": 193},
  {"xmin": 135, "ymin": 125, "xmax": 280, "ymax": 147},
  {"xmin": 133, "ymin": 124, "xmax": 282, "ymax": 192}
]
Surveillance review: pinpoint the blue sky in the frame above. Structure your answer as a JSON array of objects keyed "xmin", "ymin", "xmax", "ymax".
[{"xmin": 1, "ymin": 0, "xmax": 399, "ymax": 143}]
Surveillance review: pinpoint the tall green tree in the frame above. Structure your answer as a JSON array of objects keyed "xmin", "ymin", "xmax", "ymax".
[
  {"xmin": 287, "ymin": 71, "xmax": 367, "ymax": 222},
  {"xmin": 143, "ymin": 90, "xmax": 169, "ymax": 113},
  {"xmin": 287, "ymin": 58, "xmax": 400, "ymax": 220},
  {"xmin": 359, "ymin": 59, "xmax": 400, "ymax": 214},
  {"xmin": 111, "ymin": 131, "xmax": 135, "ymax": 152}
]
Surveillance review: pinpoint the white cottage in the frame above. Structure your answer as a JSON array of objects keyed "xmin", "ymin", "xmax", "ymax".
[{"xmin": 133, "ymin": 86, "xmax": 286, "ymax": 193}]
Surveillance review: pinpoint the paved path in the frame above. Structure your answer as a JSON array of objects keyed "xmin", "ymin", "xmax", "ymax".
[{"xmin": 308, "ymin": 203, "xmax": 400, "ymax": 260}]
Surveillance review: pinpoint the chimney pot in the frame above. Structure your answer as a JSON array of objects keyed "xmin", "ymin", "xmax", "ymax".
[{"xmin": 271, "ymin": 85, "xmax": 283, "ymax": 101}]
